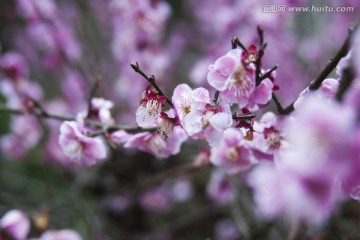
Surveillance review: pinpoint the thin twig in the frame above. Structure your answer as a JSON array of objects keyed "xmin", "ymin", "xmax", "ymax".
[
  {"xmin": 255, "ymin": 27, "xmax": 265, "ymax": 86},
  {"xmin": 130, "ymin": 62, "xmax": 174, "ymax": 108},
  {"xmin": 260, "ymin": 65, "xmax": 278, "ymax": 81},
  {"xmin": 232, "ymin": 112, "xmax": 256, "ymax": 120},
  {"xmin": 255, "ymin": 43, "xmax": 267, "ymax": 86},
  {"xmin": 0, "ymin": 105, "xmax": 152, "ymax": 133},
  {"xmin": 271, "ymin": 93, "xmax": 286, "ymax": 114},
  {"xmin": 212, "ymin": 90, "xmax": 220, "ymax": 105},
  {"xmin": 335, "ymin": 65, "xmax": 355, "ymax": 101},
  {"xmin": 231, "ymin": 36, "xmax": 248, "ymax": 52}
]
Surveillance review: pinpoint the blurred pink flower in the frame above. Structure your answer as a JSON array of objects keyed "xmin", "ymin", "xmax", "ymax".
[
  {"xmin": 0, "ymin": 209, "xmax": 30, "ymax": 240},
  {"xmin": 124, "ymin": 126, "xmax": 187, "ymax": 158},
  {"xmin": 248, "ymin": 164, "xmax": 338, "ymax": 224},
  {"xmin": 88, "ymin": 98, "xmax": 114, "ymax": 125},
  {"xmin": 39, "ymin": 229, "xmax": 82, "ymax": 240},
  {"xmin": 140, "ymin": 187, "xmax": 171, "ymax": 213},
  {"xmin": 215, "ymin": 218, "xmax": 241, "ymax": 240},
  {"xmin": 207, "ymin": 169, "xmax": 234, "ymax": 204},
  {"xmin": 0, "ymin": 52, "xmax": 28, "ymax": 81},
  {"xmin": 58, "ymin": 121, "xmax": 107, "ymax": 166},
  {"xmin": 210, "ymin": 128, "xmax": 254, "ymax": 174}
]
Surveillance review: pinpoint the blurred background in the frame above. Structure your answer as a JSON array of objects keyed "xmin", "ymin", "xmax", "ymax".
[{"xmin": 0, "ymin": 0, "xmax": 359, "ymax": 239}]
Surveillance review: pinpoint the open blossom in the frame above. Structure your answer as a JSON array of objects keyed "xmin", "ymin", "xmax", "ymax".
[
  {"xmin": 294, "ymin": 78, "xmax": 339, "ymax": 109},
  {"xmin": 172, "ymin": 84, "xmax": 232, "ymax": 145},
  {"xmin": 0, "ymin": 209, "xmax": 30, "ymax": 240},
  {"xmin": 249, "ymin": 112, "xmax": 288, "ymax": 162},
  {"xmin": 87, "ymin": 98, "xmax": 114, "ymax": 125},
  {"xmin": 58, "ymin": 121, "xmax": 107, "ymax": 166},
  {"xmin": 207, "ymin": 169, "xmax": 234, "ymax": 204},
  {"xmin": 124, "ymin": 126, "xmax": 187, "ymax": 158},
  {"xmin": 189, "ymin": 102, "xmax": 233, "ymax": 147},
  {"xmin": 38, "ymin": 229, "xmax": 82, "ymax": 240},
  {"xmin": 215, "ymin": 219, "xmax": 241, "ymax": 240},
  {"xmin": 280, "ymin": 93, "xmax": 355, "ymax": 176},
  {"xmin": 172, "ymin": 83, "xmax": 209, "ymax": 123},
  {"xmin": 139, "ymin": 187, "xmax": 172, "ymax": 212},
  {"xmin": 207, "ymin": 49, "xmax": 255, "ymax": 106},
  {"xmin": 247, "ymin": 78, "xmax": 273, "ymax": 110},
  {"xmin": 136, "ymin": 86, "xmax": 166, "ymax": 128},
  {"xmin": 207, "ymin": 49, "xmax": 274, "ymax": 109},
  {"xmin": 248, "ymin": 164, "xmax": 338, "ymax": 224},
  {"xmin": 1, "ymin": 116, "xmax": 42, "ymax": 159},
  {"xmin": 248, "ymin": 94, "xmax": 357, "ymax": 224},
  {"xmin": 0, "ymin": 52, "xmax": 29, "ymax": 81},
  {"xmin": 210, "ymin": 128, "xmax": 254, "ymax": 174}
]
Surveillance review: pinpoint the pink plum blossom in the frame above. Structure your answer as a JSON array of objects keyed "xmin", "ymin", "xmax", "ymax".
[
  {"xmin": 38, "ymin": 229, "xmax": 82, "ymax": 240},
  {"xmin": 170, "ymin": 177, "xmax": 194, "ymax": 202},
  {"xmin": 248, "ymin": 94, "xmax": 357, "ymax": 224},
  {"xmin": 207, "ymin": 49, "xmax": 274, "ymax": 109},
  {"xmin": 247, "ymin": 78, "xmax": 273, "ymax": 111},
  {"xmin": 249, "ymin": 112, "xmax": 288, "ymax": 162},
  {"xmin": 172, "ymin": 84, "xmax": 232, "ymax": 146},
  {"xmin": 124, "ymin": 126, "xmax": 187, "ymax": 158},
  {"xmin": 248, "ymin": 164, "xmax": 338, "ymax": 224},
  {"xmin": 87, "ymin": 98, "xmax": 115, "ymax": 125},
  {"xmin": 215, "ymin": 219, "xmax": 241, "ymax": 240},
  {"xmin": 139, "ymin": 187, "xmax": 172, "ymax": 213},
  {"xmin": 172, "ymin": 83, "xmax": 210, "ymax": 124},
  {"xmin": 279, "ymin": 93, "xmax": 355, "ymax": 177},
  {"xmin": 136, "ymin": 86, "xmax": 166, "ymax": 128},
  {"xmin": 58, "ymin": 121, "xmax": 107, "ymax": 166},
  {"xmin": 207, "ymin": 49, "xmax": 255, "ymax": 107},
  {"xmin": 0, "ymin": 52, "xmax": 29, "ymax": 81},
  {"xmin": 0, "ymin": 209, "xmax": 30, "ymax": 240},
  {"xmin": 210, "ymin": 128, "xmax": 254, "ymax": 174},
  {"xmin": 1, "ymin": 116, "xmax": 42, "ymax": 159},
  {"xmin": 207, "ymin": 169, "xmax": 234, "ymax": 204},
  {"xmin": 293, "ymin": 78, "xmax": 340, "ymax": 109},
  {"xmin": 109, "ymin": 130, "xmax": 131, "ymax": 145}
]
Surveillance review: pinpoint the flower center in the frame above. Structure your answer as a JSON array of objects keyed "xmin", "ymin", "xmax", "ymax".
[
  {"xmin": 184, "ymin": 105, "xmax": 191, "ymax": 114},
  {"xmin": 146, "ymin": 99, "xmax": 161, "ymax": 116},
  {"xmin": 225, "ymin": 146, "xmax": 239, "ymax": 162},
  {"xmin": 226, "ymin": 64, "xmax": 253, "ymax": 97},
  {"xmin": 63, "ymin": 140, "xmax": 82, "ymax": 159},
  {"xmin": 264, "ymin": 127, "xmax": 281, "ymax": 149}
]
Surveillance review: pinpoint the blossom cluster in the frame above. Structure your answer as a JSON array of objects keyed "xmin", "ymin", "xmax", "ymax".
[{"xmin": 1, "ymin": 0, "xmax": 360, "ymax": 238}]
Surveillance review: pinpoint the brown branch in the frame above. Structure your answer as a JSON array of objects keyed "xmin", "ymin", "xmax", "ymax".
[
  {"xmin": 255, "ymin": 27, "xmax": 266, "ymax": 86},
  {"xmin": 260, "ymin": 64, "xmax": 278, "ymax": 81},
  {"xmin": 130, "ymin": 62, "xmax": 174, "ymax": 108},
  {"xmin": 272, "ymin": 93, "xmax": 286, "ymax": 114},
  {"xmin": 231, "ymin": 36, "xmax": 248, "ymax": 51},
  {"xmin": 212, "ymin": 90, "xmax": 220, "ymax": 105},
  {"xmin": 232, "ymin": 112, "xmax": 256, "ymax": 120},
  {"xmin": 308, "ymin": 32, "xmax": 353, "ymax": 91},
  {"xmin": 255, "ymin": 43, "xmax": 267, "ymax": 86},
  {"xmin": 335, "ymin": 66, "xmax": 355, "ymax": 101}
]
